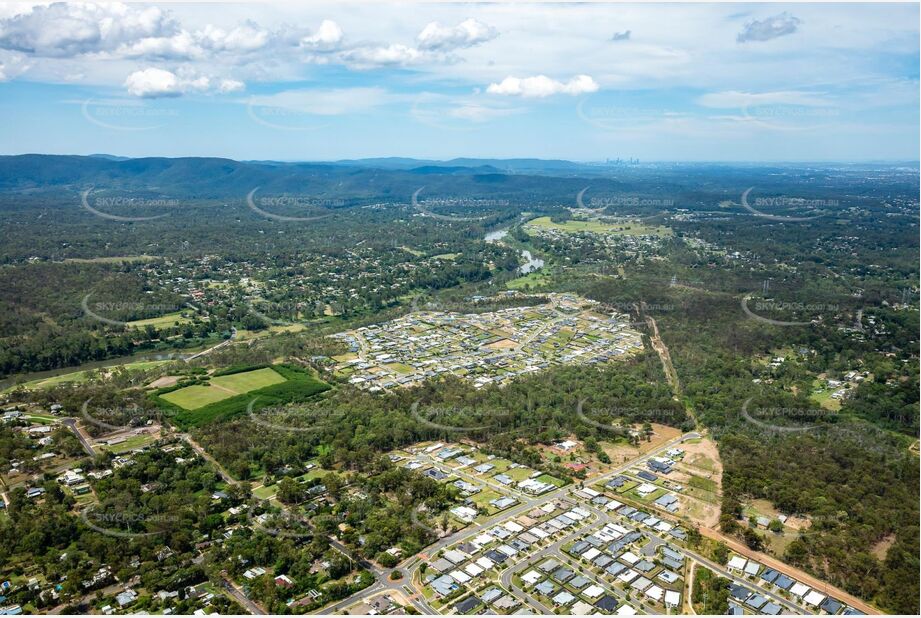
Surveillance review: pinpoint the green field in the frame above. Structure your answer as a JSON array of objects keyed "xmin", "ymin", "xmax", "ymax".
[
  {"xmin": 161, "ymin": 367, "xmax": 287, "ymax": 410},
  {"xmin": 153, "ymin": 364, "xmax": 331, "ymax": 428},
  {"xmin": 506, "ymin": 270, "xmax": 552, "ymax": 290},
  {"xmin": 99, "ymin": 434, "xmax": 157, "ymax": 454},
  {"xmin": 126, "ymin": 311, "xmax": 191, "ymax": 329},
  {"xmin": 526, "ymin": 215, "xmax": 672, "ymax": 237}
]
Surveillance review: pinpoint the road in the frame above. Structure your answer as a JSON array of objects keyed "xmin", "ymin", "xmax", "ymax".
[
  {"xmin": 186, "ymin": 327, "xmax": 237, "ymax": 361},
  {"xmin": 181, "ymin": 433, "xmax": 237, "ymax": 485},
  {"xmin": 61, "ymin": 417, "xmax": 96, "ymax": 457},
  {"xmin": 220, "ymin": 574, "xmax": 267, "ymax": 614},
  {"xmin": 698, "ymin": 526, "xmax": 879, "ymax": 614}
]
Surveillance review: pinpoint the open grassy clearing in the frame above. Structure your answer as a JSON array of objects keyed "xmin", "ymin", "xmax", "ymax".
[
  {"xmin": 4, "ymin": 359, "xmax": 172, "ymax": 392},
  {"xmin": 125, "ymin": 311, "xmax": 191, "ymax": 329},
  {"xmin": 160, "ymin": 367, "xmax": 286, "ymax": 410},
  {"xmin": 526, "ymin": 215, "xmax": 672, "ymax": 236}
]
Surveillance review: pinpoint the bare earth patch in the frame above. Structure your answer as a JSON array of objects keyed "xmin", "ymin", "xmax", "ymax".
[
  {"xmin": 602, "ymin": 423, "xmax": 683, "ymax": 464},
  {"xmin": 871, "ymin": 534, "xmax": 896, "ymax": 560},
  {"xmin": 485, "ymin": 338, "xmax": 518, "ymax": 350},
  {"xmin": 148, "ymin": 375, "xmax": 180, "ymax": 389}
]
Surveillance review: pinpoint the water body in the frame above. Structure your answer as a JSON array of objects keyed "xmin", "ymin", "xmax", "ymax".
[
  {"xmin": 518, "ymin": 250, "xmax": 545, "ymax": 274},
  {"xmin": 484, "ymin": 229, "xmax": 545, "ymax": 274}
]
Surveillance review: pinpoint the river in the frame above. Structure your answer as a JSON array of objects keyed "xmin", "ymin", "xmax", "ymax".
[{"xmin": 484, "ymin": 229, "xmax": 545, "ymax": 274}]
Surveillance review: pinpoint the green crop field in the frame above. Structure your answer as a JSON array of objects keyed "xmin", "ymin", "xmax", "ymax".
[
  {"xmin": 211, "ymin": 367, "xmax": 286, "ymax": 392},
  {"xmin": 153, "ymin": 364, "xmax": 330, "ymax": 428},
  {"xmin": 160, "ymin": 367, "xmax": 286, "ymax": 410}
]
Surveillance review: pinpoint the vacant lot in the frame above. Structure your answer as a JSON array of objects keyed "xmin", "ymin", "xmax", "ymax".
[
  {"xmin": 161, "ymin": 367, "xmax": 286, "ymax": 410},
  {"xmin": 126, "ymin": 311, "xmax": 191, "ymax": 329},
  {"xmin": 526, "ymin": 216, "xmax": 672, "ymax": 237}
]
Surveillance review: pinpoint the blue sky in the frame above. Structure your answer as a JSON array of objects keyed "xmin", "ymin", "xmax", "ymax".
[{"xmin": 0, "ymin": 1, "xmax": 918, "ymax": 161}]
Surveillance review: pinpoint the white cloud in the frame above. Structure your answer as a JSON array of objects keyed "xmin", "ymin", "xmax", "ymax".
[
  {"xmin": 196, "ymin": 22, "xmax": 268, "ymax": 53},
  {"xmin": 219, "ymin": 78, "xmax": 245, "ymax": 93},
  {"xmin": 487, "ymin": 74, "xmax": 599, "ymax": 98},
  {"xmin": 417, "ymin": 18, "xmax": 498, "ymax": 51},
  {"xmin": 124, "ymin": 67, "xmax": 242, "ymax": 98},
  {"xmin": 0, "ymin": 49, "xmax": 29, "ymax": 81},
  {"xmin": 124, "ymin": 67, "xmax": 183, "ymax": 98},
  {"xmin": 0, "ymin": 3, "xmax": 269, "ymax": 62},
  {"xmin": 339, "ymin": 43, "xmax": 422, "ymax": 68},
  {"xmin": 300, "ymin": 19, "xmax": 343, "ymax": 51},
  {"xmin": 737, "ymin": 13, "xmax": 801, "ymax": 43},
  {"xmin": 0, "ymin": 2, "xmax": 179, "ymax": 57}
]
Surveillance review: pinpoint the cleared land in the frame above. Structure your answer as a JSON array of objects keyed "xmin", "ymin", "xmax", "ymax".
[
  {"xmin": 160, "ymin": 367, "xmax": 286, "ymax": 410},
  {"xmin": 126, "ymin": 311, "xmax": 191, "ymax": 329},
  {"xmin": 525, "ymin": 216, "xmax": 672, "ymax": 237}
]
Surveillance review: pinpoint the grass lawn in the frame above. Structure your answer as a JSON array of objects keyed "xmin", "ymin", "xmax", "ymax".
[
  {"xmin": 504, "ymin": 466, "xmax": 536, "ymax": 482},
  {"xmin": 99, "ymin": 434, "xmax": 157, "ymax": 453},
  {"xmin": 23, "ymin": 413, "xmax": 59, "ymax": 423},
  {"xmin": 506, "ymin": 270, "xmax": 551, "ymax": 290},
  {"xmin": 161, "ymin": 383, "xmax": 233, "ymax": 409},
  {"xmin": 126, "ymin": 311, "xmax": 191, "ymax": 329},
  {"xmin": 385, "ymin": 362, "xmax": 415, "ymax": 375},
  {"xmin": 536, "ymin": 473, "xmax": 567, "ymax": 488},
  {"xmin": 252, "ymin": 484, "xmax": 278, "ymax": 500},
  {"xmin": 162, "ymin": 367, "xmax": 287, "ymax": 410},
  {"xmin": 212, "ymin": 367, "xmax": 286, "ymax": 392},
  {"xmin": 688, "ymin": 475, "xmax": 718, "ymax": 493}
]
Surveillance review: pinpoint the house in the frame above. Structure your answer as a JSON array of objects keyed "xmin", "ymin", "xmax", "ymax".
[
  {"xmin": 727, "ymin": 555, "xmax": 747, "ymax": 572},
  {"xmin": 596, "ymin": 595, "xmax": 619, "ymax": 612},
  {"xmin": 820, "ymin": 598, "xmax": 843, "ymax": 614},
  {"xmin": 430, "ymin": 575, "xmax": 457, "ymax": 597},
  {"xmin": 637, "ymin": 470, "xmax": 657, "ymax": 482},
  {"xmin": 774, "ymin": 574, "xmax": 795, "ymax": 590},
  {"xmin": 534, "ymin": 580, "xmax": 556, "ymax": 596},
  {"xmin": 493, "ymin": 595, "xmax": 519, "ymax": 611},
  {"xmin": 664, "ymin": 590, "xmax": 681, "ymax": 608},
  {"xmin": 521, "ymin": 571, "xmax": 542, "ymax": 586},
  {"xmin": 552, "ymin": 591, "xmax": 575, "ymax": 606},
  {"xmin": 274, "ymin": 574, "xmax": 294, "ymax": 588},
  {"xmin": 490, "ymin": 496, "xmax": 516, "ymax": 510},
  {"xmin": 115, "ymin": 590, "xmax": 138, "ymax": 607},
  {"xmin": 454, "ymin": 595, "xmax": 481, "ymax": 614},
  {"xmin": 804, "ymin": 590, "xmax": 827, "ymax": 607}
]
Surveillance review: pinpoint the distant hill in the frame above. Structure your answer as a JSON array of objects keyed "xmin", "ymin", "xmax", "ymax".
[{"xmin": 0, "ymin": 154, "xmax": 631, "ymax": 202}]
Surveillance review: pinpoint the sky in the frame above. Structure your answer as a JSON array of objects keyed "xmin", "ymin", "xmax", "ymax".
[{"xmin": 0, "ymin": 1, "xmax": 918, "ymax": 162}]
